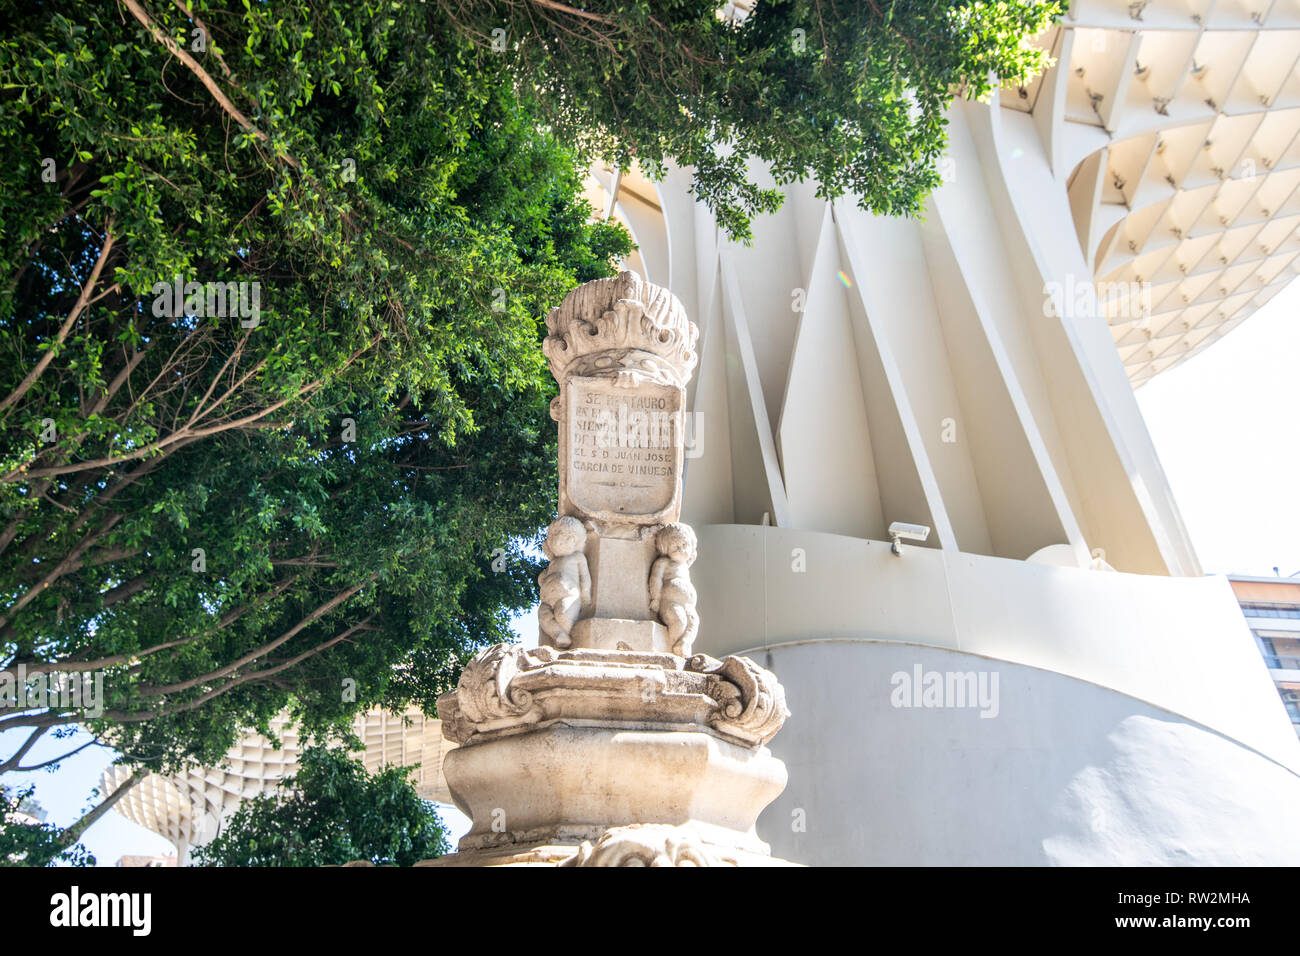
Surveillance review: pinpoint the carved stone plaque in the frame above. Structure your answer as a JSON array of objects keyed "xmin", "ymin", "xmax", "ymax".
[{"xmin": 562, "ymin": 376, "xmax": 683, "ymax": 524}]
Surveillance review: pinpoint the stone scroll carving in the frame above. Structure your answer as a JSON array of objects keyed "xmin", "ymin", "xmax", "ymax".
[
  {"xmin": 561, "ymin": 825, "xmax": 730, "ymax": 867},
  {"xmin": 440, "ymin": 643, "xmax": 551, "ymax": 743},
  {"xmin": 688, "ymin": 653, "xmax": 791, "ymax": 747}
]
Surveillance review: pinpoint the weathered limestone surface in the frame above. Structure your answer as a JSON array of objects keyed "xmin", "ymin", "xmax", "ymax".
[
  {"xmin": 541, "ymin": 271, "xmax": 700, "ymax": 654},
  {"xmin": 428, "ymin": 273, "xmax": 797, "ymax": 866},
  {"xmin": 431, "ymin": 645, "xmax": 792, "ymax": 867}
]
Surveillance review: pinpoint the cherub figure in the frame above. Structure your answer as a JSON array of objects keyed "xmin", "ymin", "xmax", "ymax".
[
  {"xmin": 648, "ymin": 522, "xmax": 699, "ymax": 657},
  {"xmin": 537, "ymin": 516, "xmax": 591, "ymax": 649}
]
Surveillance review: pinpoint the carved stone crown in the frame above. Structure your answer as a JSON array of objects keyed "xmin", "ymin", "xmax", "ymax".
[{"xmin": 542, "ymin": 271, "xmax": 699, "ymax": 389}]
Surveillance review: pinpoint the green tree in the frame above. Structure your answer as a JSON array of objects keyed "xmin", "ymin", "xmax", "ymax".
[
  {"xmin": 0, "ymin": 784, "xmax": 96, "ymax": 867},
  {"xmin": 439, "ymin": 0, "xmax": 1065, "ymax": 239},
  {"xmin": 0, "ymin": 0, "xmax": 1060, "ymax": 816},
  {"xmin": 0, "ymin": 0, "xmax": 629, "ymax": 785},
  {"xmin": 192, "ymin": 741, "xmax": 449, "ymax": 867}
]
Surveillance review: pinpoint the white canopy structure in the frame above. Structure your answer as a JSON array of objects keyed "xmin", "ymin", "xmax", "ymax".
[{"xmin": 585, "ymin": 0, "xmax": 1300, "ymax": 864}]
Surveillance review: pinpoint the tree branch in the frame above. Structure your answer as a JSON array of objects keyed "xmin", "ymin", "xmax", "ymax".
[
  {"xmin": 138, "ymin": 573, "xmax": 377, "ymax": 698},
  {"xmin": 0, "ymin": 725, "xmax": 47, "ymax": 774},
  {"xmin": 121, "ymin": 0, "xmax": 299, "ymax": 168},
  {"xmin": 62, "ymin": 768, "xmax": 146, "ymax": 846},
  {"xmin": 0, "ymin": 225, "xmax": 116, "ymax": 416},
  {"xmin": 6, "ymin": 738, "xmax": 98, "ymax": 773},
  {"xmin": 107, "ymin": 614, "xmax": 377, "ymax": 722}
]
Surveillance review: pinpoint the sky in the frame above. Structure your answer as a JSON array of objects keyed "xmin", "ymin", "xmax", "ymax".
[
  {"xmin": 1135, "ymin": 279, "xmax": 1300, "ymax": 579},
  {"xmin": 4, "ymin": 283, "xmax": 1296, "ymax": 865}
]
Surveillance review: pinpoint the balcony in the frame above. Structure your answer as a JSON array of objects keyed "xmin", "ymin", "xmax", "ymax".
[{"xmin": 1264, "ymin": 655, "xmax": 1300, "ymax": 671}]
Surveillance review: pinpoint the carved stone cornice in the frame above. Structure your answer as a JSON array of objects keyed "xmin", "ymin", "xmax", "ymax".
[{"xmin": 436, "ymin": 643, "xmax": 788, "ymax": 748}]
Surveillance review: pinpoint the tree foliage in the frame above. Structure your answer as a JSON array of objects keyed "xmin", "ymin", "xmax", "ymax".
[
  {"xmin": 440, "ymin": 0, "xmax": 1065, "ymax": 239},
  {"xmin": 0, "ymin": 0, "xmax": 629, "ymax": 776},
  {"xmin": 192, "ymin": 741, "xmax": 449, "ymax": 866},
  {"xmin": 0, "ymin": 784, "xmax": 95, "ymax": 867},
  {"xmin": 0, "ymin": 0, "xmax": 1060, "ymax": 798}
]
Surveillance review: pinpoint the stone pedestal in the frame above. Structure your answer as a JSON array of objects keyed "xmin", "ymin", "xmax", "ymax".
[
  {"xmin": 586, "ymin": 527, "xmax": 660, "ymax": 619},
  {"xmin": 427, "ymin": 272, "xmax": 798, "ymax": 866},
  {"xmin": 569, "ymin": 617, "xmax": 668, "ymax": 652},
  {"xmin": 429, "ymin": 645, "xmax": 795, "ymax": 866}
]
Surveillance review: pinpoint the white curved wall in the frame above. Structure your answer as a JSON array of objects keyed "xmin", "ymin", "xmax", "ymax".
[
  {"xmin": 753, "ymin": 640, "xmax": 1300, "ymax": 866},
  {"xmin": 696, "ymin": 524, "xmax": 1300, "ymax": 773}
]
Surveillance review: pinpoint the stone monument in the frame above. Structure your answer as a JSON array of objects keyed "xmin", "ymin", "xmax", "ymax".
[{"xmin": 429, "ymin": 272, "xmax": 794, "ymax": 866}]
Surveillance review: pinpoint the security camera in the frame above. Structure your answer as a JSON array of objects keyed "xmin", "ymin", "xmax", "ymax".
[{"xmin": 888, "ymin": 521, "xmax": 930, "ymax": 556}]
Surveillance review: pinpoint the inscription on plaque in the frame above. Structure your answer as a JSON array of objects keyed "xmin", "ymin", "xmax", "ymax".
[{"xmin": 565, "ymin": 377, "xmax": 682, "ymax": 521}]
